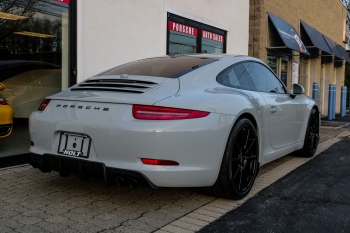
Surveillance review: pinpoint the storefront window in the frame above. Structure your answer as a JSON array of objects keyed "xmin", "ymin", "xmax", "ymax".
[
  {"xmin": 299, "ymin": 59, "xmax": 308, "ymax": 93},
  {"xmin": 0, "ymin": 0, "xmax": 70, "ymax": 158},
  {"xmin": 168, "ymin": 21, "xmax": 198, "ymax": 55},
  {"xmin": 167, "ymin": 14, "xmax": 226, "ymax": 55},
  {"xmin": 267, "ymin": 55, "xmax": 278, "ymax": 74},
  {"xmin": 201, "ymin": 30, "xmax": 224, "ymax": 53}
]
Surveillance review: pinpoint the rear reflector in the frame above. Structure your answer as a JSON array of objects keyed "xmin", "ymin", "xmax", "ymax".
[
  {"xmin": 31, "ymin": 141, "xmax": 34, "ymax": 146},
  {"xmin": 141, "ymin": 158, "xmax": 179, "ymax": 166},
  {"xmin": 133, "ymin": 105, "xmax": 209, "ymax": 120},
  {"xmin": 38, "ymin": 99, "xmax": 51, "ymax": 111}
]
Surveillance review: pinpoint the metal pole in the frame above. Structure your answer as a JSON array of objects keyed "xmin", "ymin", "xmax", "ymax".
[
  {"xmin": 333, "ymin": 84, "xmax": 336, "ymax": 120},
  {"xmin": 340, "ymin": 86, "xmax": 347, "ymax": 117},
  {"xmin": 328, "ymin": 84, "xmax": 333, "ymax": 120},
  {"xmin": 312, "ymin": 82, "xmax": 319, "ymax": 103}
]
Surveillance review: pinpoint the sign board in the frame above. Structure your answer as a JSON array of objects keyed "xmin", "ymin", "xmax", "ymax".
[
  {"xmin": 202, "ymin": 30, "xmax": 224, "ymax": 43},
  {"xmin": 268, "ymin": 13, "xmax": 309, "ymax": 55},
  {"xmin": 54, "ymin": 0, "xmax": 69, "ymax": 4},
  {"xmin": 292, "ymin": 62, "xmax": 299, "ymax": 84},
  {"xmin": 168, "ymin": 21, "xmax": 198, "ymax": 37},
  {"xmin": 281, "ymin": 62, "xmax": 287, "ymax": 83}
]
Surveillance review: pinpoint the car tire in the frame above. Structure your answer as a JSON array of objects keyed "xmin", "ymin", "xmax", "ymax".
[
  {"xmin": 295, "ymin": 108, "xmax": 320, "ymax": 158},
  {"xmin": 202, "ymin": 118, "xmax": 259, "ymax": 199}
]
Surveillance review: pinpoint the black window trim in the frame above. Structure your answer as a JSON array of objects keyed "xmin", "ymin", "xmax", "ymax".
[
  {"xmin": 216, "ymin": 60, "xmax": 290, "ymax": 94},
  {"xmin": 167, "ymin": 13, "xmax": 227, "ymax": 55},
  {"xmin": 69, "ymin": 0, "xmax": 78, "ymax": 87}
]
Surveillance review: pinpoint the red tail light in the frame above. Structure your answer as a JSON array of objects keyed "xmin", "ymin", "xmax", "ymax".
[
  {"xmin": 133, "ymin": 105, "xmax": 210, "ymax": 120},
  {"xmin": 141, "ymin": 158, "xmax": 179, "ymax": 166},
  {"xmin": 0, "ymin": 96, "xmax": 6, "ymax": 105},
  {"xmin": 38, "ymin": 99, "xmax": 51, "ymax": 111}
]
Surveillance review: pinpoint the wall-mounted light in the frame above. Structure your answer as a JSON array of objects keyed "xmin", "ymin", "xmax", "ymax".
[
  {"xmin": 14, "ymin": 31, "xmax": 56, "ymax": 38},
  {"xmin": 0, "ymin": 12, "xmax": 28, "ymax": 20}
]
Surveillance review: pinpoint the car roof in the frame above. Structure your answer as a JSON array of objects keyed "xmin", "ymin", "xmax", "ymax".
[{"xmin": 166, "ymin": 53, "xmax": 243, "ymax": 60}]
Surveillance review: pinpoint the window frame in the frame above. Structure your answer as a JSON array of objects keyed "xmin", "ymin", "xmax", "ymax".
[
  {"xmin": 216, "ymin": 61, "xmax": 290, "ymax": 94},
  {"xmin": 69, "ymin": 0, "xmax": 78, "ymax": 87},
  {"xmin": 167, "ymin": 13, "xmax": 227, "ymax": 55}
]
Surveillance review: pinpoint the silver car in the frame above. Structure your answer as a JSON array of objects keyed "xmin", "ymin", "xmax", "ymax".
[{"xmin": 29, "ymin": 54, "xmax": 319, "ymax": 199}]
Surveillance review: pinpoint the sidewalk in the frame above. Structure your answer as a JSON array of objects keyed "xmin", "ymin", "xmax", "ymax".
[{"xmin": 321, "ymin": 114, "xmax": 350, "ymax": 129}]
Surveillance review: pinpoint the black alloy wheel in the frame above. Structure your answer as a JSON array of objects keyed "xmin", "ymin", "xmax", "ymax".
[
  {"xmin": 308, "ymin": 109, "xmax": 320, "ymax": 154},
  {"xmin": 203, "ymin": 118, "xmax": 259, "ymax": 199},
  {"xmin": 297, "ymin": 108, "xmax": 320, "ymax": 158},
  {"xmin": 229, "ymin": 124, "xmax": 259, "ymax": 195}
]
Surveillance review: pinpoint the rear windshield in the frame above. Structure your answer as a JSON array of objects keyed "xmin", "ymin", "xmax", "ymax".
[{"xmin": 101, "ymin": 56, "xmax": 217, "ymax": 78}]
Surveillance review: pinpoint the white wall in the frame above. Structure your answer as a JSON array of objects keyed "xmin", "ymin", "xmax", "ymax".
[{"xmin": 77, "ymin": 0, "xmax": 249, "ymax": 81}]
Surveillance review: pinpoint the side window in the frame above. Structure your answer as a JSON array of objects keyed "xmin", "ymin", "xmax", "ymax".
[
  {"xmin": 243, "ymin": 62, "xmax": 286, "ymax": 94},
  {"xmin": 217, "ymin": 64, "xmax": 256, "ymax": 91}
]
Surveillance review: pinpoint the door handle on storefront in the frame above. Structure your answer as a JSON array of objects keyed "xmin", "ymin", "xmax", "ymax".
[{"xmin": 270, "ymin": 106, "xmax": 277, "ymax": 114}]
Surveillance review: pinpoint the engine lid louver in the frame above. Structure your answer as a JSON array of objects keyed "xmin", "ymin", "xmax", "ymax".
[{"xmin": 70, "ymin": 79, "xmax": 161, "ymax": 94}]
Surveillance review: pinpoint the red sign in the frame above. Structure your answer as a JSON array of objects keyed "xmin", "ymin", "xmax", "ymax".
[
  {"xmin": 169, "ymin": 21, "xmax": 198, "ymax": 37},
  {"xmin": 202, "ymin": 30, "xmax": 224, "ymax": 43},
  {"xmin": 54, "ymin": 0, "xmax": 69, "ymax": 4}
]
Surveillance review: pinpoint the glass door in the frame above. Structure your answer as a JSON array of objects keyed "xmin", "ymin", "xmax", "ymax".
[
  {"xmin": 0, "ymin": 0, "xmax": 70, "ymax": 158},
  {"xmin": 299, "ymin": 59, "xmax": 309, "ymax": 95}
]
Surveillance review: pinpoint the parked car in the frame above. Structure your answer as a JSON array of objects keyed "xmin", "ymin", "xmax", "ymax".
[
  {"xmin": 0, "ymin": 60, "xmax": 62, "ymax": 118},
  {"xmin": 0, "ymin": 83, "xmax": 13, "ymax": 138},
  {"xmin": 29, "ymin": 54, "xmax": 319, "ymax": 199}
]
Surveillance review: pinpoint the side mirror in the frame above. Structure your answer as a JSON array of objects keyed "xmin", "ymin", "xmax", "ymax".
[
  {"xmin": 0, "ymin": 83, "xmax": 5, "ymax": 91},
  {"xmin": 291, "ymin": 84, "xmax": 305, "ymax": 95}
]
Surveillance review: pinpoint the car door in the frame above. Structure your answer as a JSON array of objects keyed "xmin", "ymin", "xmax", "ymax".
[{"xmin": 243, "ymin": 62, "xmax": 306, "ymax": 149}]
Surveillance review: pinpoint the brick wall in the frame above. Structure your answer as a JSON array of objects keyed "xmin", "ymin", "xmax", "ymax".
[{"xmin": 249, "ymin": 0, "xmax": 348, "ymax": 62}]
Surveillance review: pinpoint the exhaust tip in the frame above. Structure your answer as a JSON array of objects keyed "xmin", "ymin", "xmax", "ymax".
[
  {"xmin": 128, "ymin": 178, "xmax": 138, "ymax": 189},
  {"xmin": 115, "ymin": 176, "xmax": 125, "ymax": 187},
  {"xmin": 29, "ymin": 159, "xmax": 41, "ymax": 169},
  {"xmin": 29, "ymin": 159, "xmax": 37, "ymax": 168}
]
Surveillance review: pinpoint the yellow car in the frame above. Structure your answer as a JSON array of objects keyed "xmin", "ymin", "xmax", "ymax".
[{"xmin": 0, "ymin": 83, "xmax": 13, "ymax": 138}]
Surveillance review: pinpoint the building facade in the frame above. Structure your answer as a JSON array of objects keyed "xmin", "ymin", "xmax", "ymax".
[
  {"xmin": 249, "ymin": 0, "xmax": 349, "ymax": 115},
  {"xmin": 77, "ymin": 0, "xmax": 249, "ymax": 82}
]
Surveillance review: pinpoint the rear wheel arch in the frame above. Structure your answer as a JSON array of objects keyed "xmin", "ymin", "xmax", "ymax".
[
  {"xmin": 202, "ymin": 115, "xmax": 260, "ymax": 199},
  {"xmin": 212, "ymin": 112, "xmax": 261, "ymax": 185}
]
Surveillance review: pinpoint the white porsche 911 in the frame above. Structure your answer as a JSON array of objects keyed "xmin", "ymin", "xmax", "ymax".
[{"xmin": 29, "ymin": 54, "xmax": 319, "ymax": 199}]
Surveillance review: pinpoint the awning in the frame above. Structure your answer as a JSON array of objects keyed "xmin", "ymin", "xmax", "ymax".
[
  {"xmin": 299, "ymin": 20, "xmax": 332, "ymax": 55},
  {"xmin": 336, "ymin": 43, "xmax": 350, "ymax": 63},
  {"xmin": 322, "ymin": 35, "xmax": 344, "ymax": 61},
  {"xmin": 267, "ymin": 13, "xmax": 310, "ymax": 55}
]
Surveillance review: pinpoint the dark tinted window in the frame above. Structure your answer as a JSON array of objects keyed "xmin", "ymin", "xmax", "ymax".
[
  {"xmin": 217, "ymin": 64, "xmax": 256, "ymax": 91},
  {"xmin": 243, "ymin": 62, "xmax": 286, "ymax": 93},
  {"xmin": 101, "ymin": 56, "xmax": 216, "ymax": 78}
]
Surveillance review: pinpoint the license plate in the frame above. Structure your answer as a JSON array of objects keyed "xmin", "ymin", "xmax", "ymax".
[{"xmin": 58, "ymin": 132, "xmax": 91, "ymax": 158}]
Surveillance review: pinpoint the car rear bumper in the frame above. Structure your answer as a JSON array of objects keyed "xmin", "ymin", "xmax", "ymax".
[
  {"xmin": 30, "ymin": 153, "xmax": 161, "ymax": 189},
  {"xmin": 29, "ymin": 100, "xmax": 236, "ymax": 187}
]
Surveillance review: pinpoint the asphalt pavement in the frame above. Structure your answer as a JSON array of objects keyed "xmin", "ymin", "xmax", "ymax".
[{"xmin": 200, "ymin": 137, "xmax": 350, "ymax": 233}]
